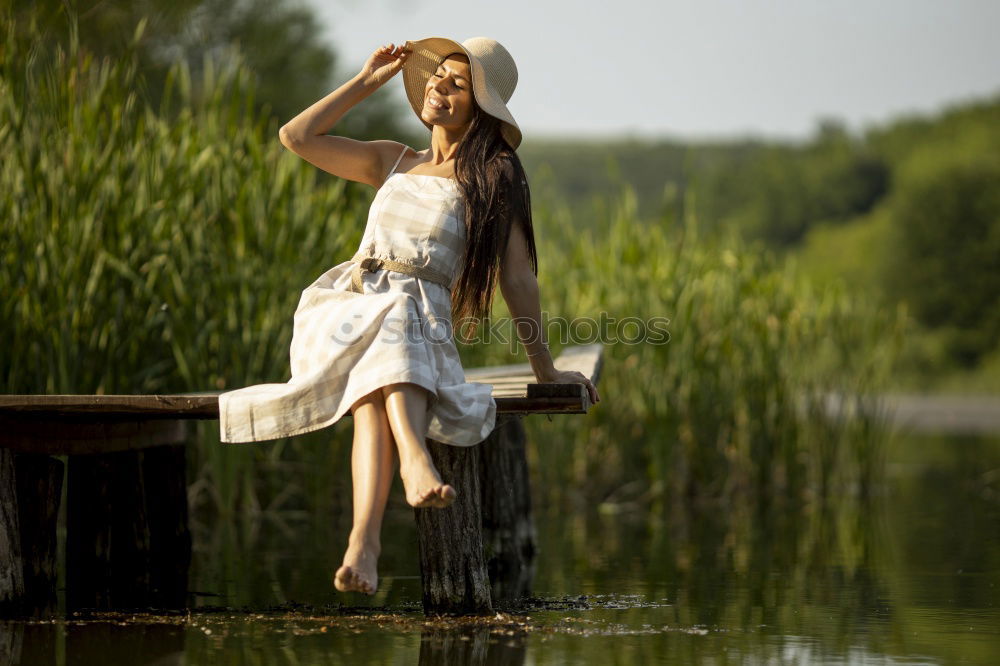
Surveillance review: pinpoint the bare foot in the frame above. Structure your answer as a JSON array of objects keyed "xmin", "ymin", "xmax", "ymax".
[
  {"xmin": 334, "ymin": 542, "xmax": 379, "ymax": 595},
  {"xmin": 433, "ymin": 484, "xmax": 457, "ymax": 508},
  {"xmin": 400, "ymin": 456, "xmax": 457, "ymax": 509}
]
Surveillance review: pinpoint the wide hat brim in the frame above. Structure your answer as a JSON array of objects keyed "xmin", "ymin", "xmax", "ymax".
[{"xmin": 402, "ymin": 37, "xmax": 522, "ymax": 150}]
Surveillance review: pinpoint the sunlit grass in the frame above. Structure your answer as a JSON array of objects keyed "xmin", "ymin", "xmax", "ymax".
[{"xmin": 512, "ymin": 186, "xmax": 903, "ymax": 507}]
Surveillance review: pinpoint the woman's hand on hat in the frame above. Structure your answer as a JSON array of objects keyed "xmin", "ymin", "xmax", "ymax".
[{"xmin": 360, "ymin": 43, "xmax": 411, "ymax": 87}]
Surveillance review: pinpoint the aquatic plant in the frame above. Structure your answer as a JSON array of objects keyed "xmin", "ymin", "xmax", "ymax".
[
  {"xmin": 511, "ymin": 183, "xmax": 903, "ymax": 506},
  {"xmin": 0, "ymin": 14, "xmax": 367, "ymax": 517}
]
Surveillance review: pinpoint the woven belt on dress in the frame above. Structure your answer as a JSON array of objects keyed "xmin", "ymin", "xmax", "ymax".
[{"xmin": 349, "ymin": 252, "xmax": 453, "ymax": 294}]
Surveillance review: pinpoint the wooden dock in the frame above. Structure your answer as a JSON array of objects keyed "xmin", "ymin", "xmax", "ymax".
[{"xmin": 0, "ymin": 343, "xmax": 603, "ymax": 616}]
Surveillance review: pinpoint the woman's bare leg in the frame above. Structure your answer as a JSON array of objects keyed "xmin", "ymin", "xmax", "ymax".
[
  {"xmin": 334, "ymin": 389, "xmax": 396, "ymax": 595},
  {"xmin": 382, "ymin": 382, "xmax": 456, "ymax": 509}
]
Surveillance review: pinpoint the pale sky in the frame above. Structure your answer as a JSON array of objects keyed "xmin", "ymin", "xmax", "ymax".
[{"xmin": 305, "ymin": 0, "xmax": 1000, "ymax": 142}]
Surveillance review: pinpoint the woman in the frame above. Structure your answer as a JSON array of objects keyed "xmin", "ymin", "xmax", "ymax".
[{"xmin": 218, "ymin": 37, "xmax": 600, "ymax": 595}]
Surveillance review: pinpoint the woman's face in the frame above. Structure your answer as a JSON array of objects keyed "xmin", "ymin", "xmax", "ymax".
[{"xmin": 421, "ymin": 54, "xmax": 475, "ymax": 130}]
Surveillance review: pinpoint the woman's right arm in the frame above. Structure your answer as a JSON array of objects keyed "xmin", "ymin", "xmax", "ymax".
[{"xmin": 278, "ymin": 43, "xmax": 411, "ymax": 188}]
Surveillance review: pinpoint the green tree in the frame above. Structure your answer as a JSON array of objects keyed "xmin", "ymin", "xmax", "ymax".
[
  {"xmin": 883, "ymin": 151, "xmax": 1000, "ymax": 366},
  {"xmin": 693, "ymin": 120, "xmax": 889, "ymax": 246}
]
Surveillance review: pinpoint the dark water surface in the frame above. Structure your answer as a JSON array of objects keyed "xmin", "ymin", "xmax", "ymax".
[{"xmin": 3, "ymin": 433, "xmax": 998, "ymax": 665}]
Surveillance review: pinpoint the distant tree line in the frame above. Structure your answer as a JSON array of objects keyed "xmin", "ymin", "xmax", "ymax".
[
  {"xmin": 519, "ymin": 99, "xmax": 1000, "ymax": 369},
  {"xmin": 694, "ymin": 119, "xmax": 890, "ymax": 246},
  {"xmin": 698, "ymin": 104, "xmax": 1000, "ymax": 367}
]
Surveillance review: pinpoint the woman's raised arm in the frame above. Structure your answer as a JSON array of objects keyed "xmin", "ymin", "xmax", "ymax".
[{"xmin": 278, "ymin": 43, "xmax": 411, "ymax": 188}]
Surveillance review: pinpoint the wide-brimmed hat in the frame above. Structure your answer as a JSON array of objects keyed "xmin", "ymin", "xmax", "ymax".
[{"xmin": 402, "ymin": 37, "xmax": 521, "ymax": 149}]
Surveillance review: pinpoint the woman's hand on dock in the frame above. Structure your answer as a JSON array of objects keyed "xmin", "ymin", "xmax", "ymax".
[
  {"xmin": 539, "ymin": 369, "xmax": 600, "ymax": 404},
  {"xmin": 360, "ymin": 43, "xmax": 411, "ymax": 87}
]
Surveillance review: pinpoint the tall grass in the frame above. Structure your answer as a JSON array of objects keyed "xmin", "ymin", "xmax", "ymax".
[
  {"xmin": 1, "ymin": 17, "xmax": 369, "ymax": 395},
  {"xmin": 509, "ymin": 182, "xmax": 904, "ymax": 507},
  {"xmin": 1, "ymin": 15, "xmax": 367, "ymax": 519},
  {"xmin": 1, "ymin": 13, "xmax": 902, "ymax": 521}
]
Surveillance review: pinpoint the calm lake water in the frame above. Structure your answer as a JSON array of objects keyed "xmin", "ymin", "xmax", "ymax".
[{"xmin": 3, "ymin": 432, "xmax": 998, "ymax": 665}]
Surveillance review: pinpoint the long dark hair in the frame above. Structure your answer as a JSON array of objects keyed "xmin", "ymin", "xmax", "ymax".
[{"xmin": 451, "ymin": 107, "xmax": 537, "ymax": 336}]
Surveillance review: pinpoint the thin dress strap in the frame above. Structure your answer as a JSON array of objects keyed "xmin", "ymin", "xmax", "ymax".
[{"xmin": 385, "ymin": 145, "xmax": 408, "ymax": 181}]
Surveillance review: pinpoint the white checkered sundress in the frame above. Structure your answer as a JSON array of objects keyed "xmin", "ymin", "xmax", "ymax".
[{"xmin": 218, "ymin": 146, "xmax": 497, "ymax": 446}]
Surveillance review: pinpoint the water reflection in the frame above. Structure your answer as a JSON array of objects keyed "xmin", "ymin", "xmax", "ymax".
[
  {"xmin": 418, "ymin": 627, "xmax": 527, "ymax": 666},
  {"xmin": 1, "ymin": 433, "xmax": 997, "ymax": 664},
  {"xmin": 66, "ymin": 622, "xmax": 184, "ymax": 666},
  {"xmin": 1, "ymin": 619, "xmax": 184, "ymax": 666}
]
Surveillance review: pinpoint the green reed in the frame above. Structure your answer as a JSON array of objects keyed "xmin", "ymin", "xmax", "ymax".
[
  {"xmin": 1, "ymin": 14, "xmax": 902, "ymax": 520},
  {"xmin": 1, "ymin": 16, "xmax": 368, "ymax": 517},
  {"xmin": 511, "ymin": 181, "xmax": 904, "ymax": 507}
]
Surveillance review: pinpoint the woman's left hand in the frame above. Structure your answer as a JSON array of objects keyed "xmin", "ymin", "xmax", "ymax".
[{"xmin": 539, "ymin": 369, "xmax": 600, "ymax": 404}]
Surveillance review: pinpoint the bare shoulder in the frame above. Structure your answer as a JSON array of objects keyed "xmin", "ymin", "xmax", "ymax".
[
  {"xmin": 371, "ymin": 140, "xmax": 413, "ymax": 174},
  {"xmin": 389, "ymin": 144, "xmax": 422, "ymax": 173},
  {"xmin": 364, "ymin": 140, "xmax": 417, "ymax": 187}
]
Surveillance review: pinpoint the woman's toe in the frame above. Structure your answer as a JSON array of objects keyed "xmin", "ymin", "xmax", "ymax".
[
  {"xmin": 334, "ymin": 566, "xmax": 350, "ymax": 591},
  {"xmin": 436, "ymin": 484, "xmax": 456, "ymax": 507}
]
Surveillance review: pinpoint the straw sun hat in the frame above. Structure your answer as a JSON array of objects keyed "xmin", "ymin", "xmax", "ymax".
[{"xmin": 402, "ymin": 37, "xmax": 522, "ymax": 149}]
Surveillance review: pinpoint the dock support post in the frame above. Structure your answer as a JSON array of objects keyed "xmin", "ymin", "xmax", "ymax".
[
  {"xmin": 0, "ymin": 447, "xmax": 24, "ymax": 612},
  {"xmin": 67, "ymin": 448, "xmax": 152, "ymax": 609},
  {"xmin": 65, "ymin": 424, "xmax": 190, "ymax": 611},
  {"xmin": 0, "ymin": 450, "xmax": 66, "ymax": 617},
  {"xmin": 416, "ymin": 439, "xmax": 493, "ymax": 615},
  {"xmin": 14, "ymin": 453, "xmax": 64, "ymax": 615},
  {"xmin": 415, "ymin": 416, "xmax": 538, "ymax": 614},
  {"xmin": 142, "ymin": 444, "xmax": 191, "ymax": 608},
  {"xmin": 479, "ymin": 416, "xmax": 536, "ymax": 604}
]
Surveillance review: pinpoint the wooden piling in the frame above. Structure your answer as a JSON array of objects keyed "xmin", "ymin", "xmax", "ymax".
[
  {"xmin": 142, "ymin": 445, "xmax": 191, "ymax": 608},
  {"xmin": 67, "ymin": 449, "xmax": 152, "ymax": 610},
  {"xmin": 0, "ymin": 447, "xmax": 24, "ymax": 611},
  {"xmin": 415, "ymin": 417, "xmax": 539, "ymax": 614},
  {"xmin": 14, "ymin": 453, "xmax": 63, "ymax": 615},
  {"xmin": 59, "ymin": 420, "xmax": 190, "ymax": 611},
  {"xmin": 416, "ymin": 440, "xmax": 493, "ymax": 615},
  {"xmin": 479, "ymin": 416, "xmax": 536, "ymax": 604}
]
